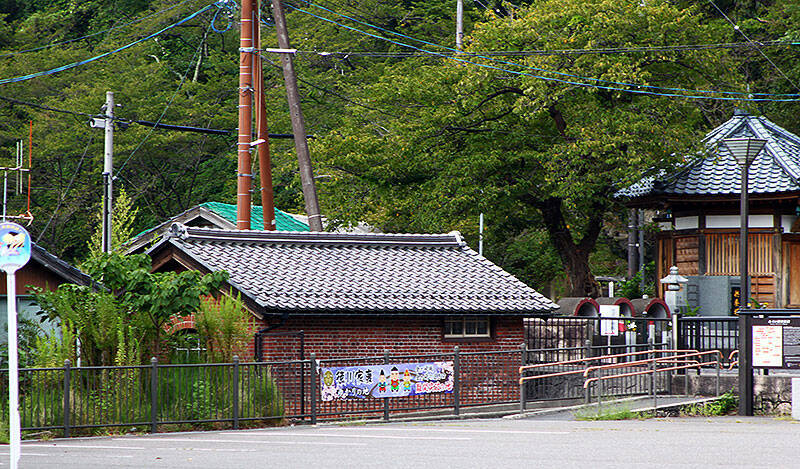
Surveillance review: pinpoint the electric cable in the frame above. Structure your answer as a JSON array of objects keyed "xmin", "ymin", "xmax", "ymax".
[
  {"xmin": 0, "ymin": 1, "xmax": 235, "ymax": 86},
  {"xmin": 284, "ymin": 1, "xmax": 800, "ymax": 101},
  {"xmin": 116, "ymin": 17, "xmax": 214, "ymax": 178},
  {"xmin": 35, "ymin": 135, "xmax": 94, "ymax": 243},
  {"xmin": 706, "ymin": 0, "xmax": 800, "ymax": 94},
  {"xmin": 0, "ymin": 0, "xmax": 199, "ymax": 59}
]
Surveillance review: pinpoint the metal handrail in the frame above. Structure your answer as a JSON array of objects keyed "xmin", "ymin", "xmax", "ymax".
[
  {"xmin": 519, "ymin": 349, "xmax": 708, "ymax": 384},
  {"xmin": 518, "ymin": 348, "xmax": 725, "ymax": 413},
  {"xmin": 582, "ymin": 350, "xmax": 723, "ymax": 378},
  {"xmin": 583, "ymin": 360, "xmax": 720, "ymax": 389},
  {"xmin": 727, "ymin": 350, "xmax": 739, "ymax": 370},
  {"xmin": 519, "ymin": 348, "xmax": 697, "ymax": 376}
]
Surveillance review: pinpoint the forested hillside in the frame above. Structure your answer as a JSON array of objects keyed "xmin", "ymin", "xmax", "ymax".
[{"xmin": 0, "ymin": 0, "xmax": 798, "ymax": 294}]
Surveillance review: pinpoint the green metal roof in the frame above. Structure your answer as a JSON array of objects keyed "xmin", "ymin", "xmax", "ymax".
[{"xmin": 200, "ymin": 202, "xmax": 309, "ymax": 231}]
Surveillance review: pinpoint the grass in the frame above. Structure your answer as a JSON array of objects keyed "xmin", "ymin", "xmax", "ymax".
[
  {"xmin": 678, "ymin": 391, "xmax": 738, "ymax": 417},
  {"xmin": 575, "ymin": 400, "xmax": 653, "ymax": 421}
]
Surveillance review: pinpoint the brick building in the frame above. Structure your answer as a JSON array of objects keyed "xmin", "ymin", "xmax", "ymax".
[{"xmin": 146, "ymin": 224, "xmax": 556, "ymax": 360}]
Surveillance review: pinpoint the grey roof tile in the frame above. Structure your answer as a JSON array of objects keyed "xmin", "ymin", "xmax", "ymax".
[
  {"xmin": 619, "ymin": 112, "xmax": 800, "ymax": 198},
  {"xmin": 159, "ymin": 225, "xmax": 557, "ymax": 315}
]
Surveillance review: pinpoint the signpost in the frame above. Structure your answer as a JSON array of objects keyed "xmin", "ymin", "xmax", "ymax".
[
  {"xmin": 0, "ymin": 222, "xmax": 32, "ymax": 469},
  {"xmin": 600, "ymin": 305, "xmax": 620, "ymax": 357}
]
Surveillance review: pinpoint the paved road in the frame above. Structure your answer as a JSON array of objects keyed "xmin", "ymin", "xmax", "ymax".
[{"xmin": 5, "ymin": 415, "xmax": 800, "ymax": 468}]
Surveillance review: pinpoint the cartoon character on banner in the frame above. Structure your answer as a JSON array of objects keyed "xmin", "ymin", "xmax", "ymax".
[
  {"xmin": 377, "ymin": 369, "xmax": 387, "ymax": 393},
  {"xmin": 389, "ymin": 367, "xmax": 400, "ymax": 393},
  {"xmin": 403, "ymin": 369, "xmax": 412, "ymax": 392}
]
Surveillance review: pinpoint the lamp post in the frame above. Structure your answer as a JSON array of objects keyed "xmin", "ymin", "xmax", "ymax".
[
  {"xmin": 721, "ymin": 137, "xmax": 767, "ymax": 309},
  {"xmin": 721, "ymin": 136, "xmax": 766, "ymax": 417}
]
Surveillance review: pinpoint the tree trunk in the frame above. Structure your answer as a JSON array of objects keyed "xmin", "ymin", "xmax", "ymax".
[{"xmin": 536, "ymin": 197, "xmax": 602, "ymax": 298}]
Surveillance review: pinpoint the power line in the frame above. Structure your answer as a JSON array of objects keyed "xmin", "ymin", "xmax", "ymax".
[
  {"xmin": 0, "ymin": 1, "xmax": 233, "ymax": 86},
  {"xmin": 35, "ymin": 135, "xmax": 94, "ymax": 243},
  {"xmin": 260, "ymin": 53, "xmax": 398, "ymax": 117},
  {"xmin": 285, "ymin": 2, "xmax": 800, "ymax": 101},
  {"xmin": 706, "ymin": 0, "xmax": 800, "ymax": 94},
  {"xmin": 297, "ymin": 40, "xmax": 799, "ymax": 58},
  {"xmin": 116, "ymin": 17, "xmax": 214, "ymax": 178},
  {"xmin": 0, "ymin": 0, "xmax": 198, "ymax": 59}
]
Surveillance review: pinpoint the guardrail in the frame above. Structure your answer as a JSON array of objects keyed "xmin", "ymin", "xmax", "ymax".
[{"xmin": 518, "ymin": 349, "xmax": 725, "ymax": 413}]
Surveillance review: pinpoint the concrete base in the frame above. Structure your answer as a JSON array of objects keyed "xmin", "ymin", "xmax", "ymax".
[
  {"xmin": 793, "ymin": 378, "xmax": 800, "ymax": 420},
  {"xmin": 671, "ymin": 372, "xmax": 795, "ymax": 415}
]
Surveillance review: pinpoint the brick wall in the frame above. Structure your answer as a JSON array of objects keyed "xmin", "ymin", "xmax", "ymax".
[{"xmin": 249, "ymin": 315, "xmax": 524, "ymax": 361}]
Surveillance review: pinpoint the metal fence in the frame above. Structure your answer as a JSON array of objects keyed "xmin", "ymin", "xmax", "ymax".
[
  {"xmin": 0, "ymin": 315, "xmax": 740, "ymax": 436},
  {"xmin": 0, "ymin": 348, "xmax": 526, "ymax": 435},
  {"xmin": 677, "ymin": 316, "xmax": 738, "ymax": 359}
]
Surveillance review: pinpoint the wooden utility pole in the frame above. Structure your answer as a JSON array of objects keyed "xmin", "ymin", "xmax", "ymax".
[
  {"xmin": 236, "ymin": 0, "xmax": 254, "ymax": 230},
  {"xmin": 270, "ymin": 0, "xmax": 323, "ymax": 231},
  {"xmin": 253, "ymin": 0, "xmax": 275, "ymax": 230}
]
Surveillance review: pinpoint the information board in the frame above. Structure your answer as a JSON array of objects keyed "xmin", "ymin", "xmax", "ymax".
[
  {"xmin": 752, "ymin": 318, "xmax": 800, "ymax": 369},
  {"xmin": 599, "ymin": 305, "xmax": 620, "ymax": 337}
]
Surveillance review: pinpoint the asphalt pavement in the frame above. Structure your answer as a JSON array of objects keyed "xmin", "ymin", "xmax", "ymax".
[{"xmin": 5, "ymin": 415, "xmax": 800, "ymax": 468}]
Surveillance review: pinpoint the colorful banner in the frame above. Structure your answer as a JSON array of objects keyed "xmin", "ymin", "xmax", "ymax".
[{"xmin": 320, "ymin": 361, "xmax": 454, "ymax": 401}]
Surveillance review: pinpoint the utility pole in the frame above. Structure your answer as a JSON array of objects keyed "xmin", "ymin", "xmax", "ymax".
[
  {"xmin": 102, "ymin": 91, "xmax": 114, "ymax": 252},
  {"xmin": 270, "ymin": 0, "xmax": 323, "ymax": 231},
  {"xmin": 236, "ymin": 0, "xmax": 254, "ymax": 230},
  {"xmin": 456, "ymin": 0, "xmax": 464, "ymax": 50},
  {"xmin": 253, "ymin": 0, "xmax": 275, "ymax": 230}
]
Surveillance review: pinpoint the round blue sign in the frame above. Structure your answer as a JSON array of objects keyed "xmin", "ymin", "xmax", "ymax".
[{"xmin": 0, "ymin": 222, "xmax": 31, "ymax": 273}]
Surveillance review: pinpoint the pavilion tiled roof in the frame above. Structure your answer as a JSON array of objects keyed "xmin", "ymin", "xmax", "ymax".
[
  {"xmin": 152, "ymin": 224, "xmax": 557, "ymax": 316},
  {"xmin": 619, "ymin": 112, "xmax": 800, "ymax": 199}
]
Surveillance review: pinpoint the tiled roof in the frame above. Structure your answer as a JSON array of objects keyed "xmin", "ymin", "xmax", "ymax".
[
  {"xmin": 619, "ymin": 112, "xmax": 800, "ymax": 198},
  {"xmin": 31, "ymin": 243, "xmax": 93, "ymax": 287},
  {"xmin": 154, "ymin": 224, "xmax": 557, "ymax": 316}
]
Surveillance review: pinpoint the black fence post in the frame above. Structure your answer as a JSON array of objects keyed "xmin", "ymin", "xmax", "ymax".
[
  {"xmin": 309, "ymin": 353, "xmax": 317, "ymax": 425},
  {"xmin": 150, "ymin": 357, "xmax": 158, "ymax": 434},
  {"xmin": 63, "ymin": 359, "xmax": 70, "ymax": 438},
  {"xmin": 453, "ymin": 346, "xmax": 460, "ymax": 417},
  {"xmin": 738, "ymin": 312, "xmax": 753, "ymax": 416},
  {"xmin": 519, "ymin": 342, "xmax": 527, "ymax": 413},
  {"xmin": 232, "ymin": 355, "xmax": 239, "ymax": 430},
  {"xmin": 383, "ymin": 350, "xmax": 390, "ymax": 422}
]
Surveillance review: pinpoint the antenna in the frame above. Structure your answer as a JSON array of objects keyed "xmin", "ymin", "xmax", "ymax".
[{"xmin": 1, "ymin": 122, "xmax": 34, "ymax": 225}]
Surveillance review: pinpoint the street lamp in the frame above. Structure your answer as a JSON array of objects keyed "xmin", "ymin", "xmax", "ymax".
[
  {"xmin": 722, "ymin": 137, "xmax": 765, "ymax": 418},
  {"xmin": 721, "ymin": 137, "xmax": 766, "ymax": 311}
]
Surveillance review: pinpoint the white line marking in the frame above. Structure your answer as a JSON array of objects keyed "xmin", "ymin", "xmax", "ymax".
[
  {"xmin": 329, "ymin": 427, "xmax": 571, "ymax": 435},
  {"xmin": 25, "ymin": 445, "xmax": 146, "ymax": 450},
  {"xmin": 0, "ymin": 453, "xmax": 50, "ymax": 457},
  {"xmin": 114, "ymin": 438, "xmax": 368, "ymax": 446},
  {"xmin": 218, "ymin": 432, "xmax": 471, "ymax": 440}
]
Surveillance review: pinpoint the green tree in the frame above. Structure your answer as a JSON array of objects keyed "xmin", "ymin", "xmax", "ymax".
[
  {"xmin": 35, "ymin": 252, "xmax": 228, "ymax": 362},
  {"xmin": 313, "ymin": 0, "xmax": 743, "ymax": 296}
]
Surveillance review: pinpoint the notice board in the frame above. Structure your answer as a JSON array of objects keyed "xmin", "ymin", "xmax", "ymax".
[{"xmin": 752, "ymin": 318, "xmax": 800, "ymax": 369}]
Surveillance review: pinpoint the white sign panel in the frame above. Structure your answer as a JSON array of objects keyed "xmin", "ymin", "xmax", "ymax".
[
  {"xmin": 753, "ymin": 325, "xmax": 783, "ymax": 368},
  {"xmin": 599, "ymin": 305, "xmax": 620, "ymax": 337}
]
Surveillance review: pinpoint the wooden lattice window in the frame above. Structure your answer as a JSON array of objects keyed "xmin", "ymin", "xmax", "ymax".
[{"xmin": 706, "ymin": 233, "xmax": 773, "ymax": 275}]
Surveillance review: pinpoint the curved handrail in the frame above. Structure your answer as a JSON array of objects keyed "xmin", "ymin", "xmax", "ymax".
[{"xmin": 583, "ymin": 360, "xmax": 720, "ymax": 389}]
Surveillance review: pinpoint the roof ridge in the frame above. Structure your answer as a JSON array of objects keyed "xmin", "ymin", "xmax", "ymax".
[
  {"xmin": 748, "ymin": 118, "xmax": 800, "ymax": 183},
  {"xmin": 168, "ymin": 223, "xmax": 462, "ymax": 247}
]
